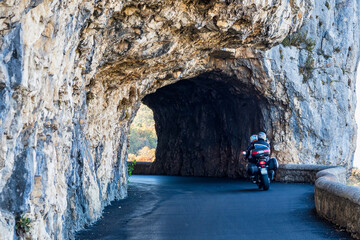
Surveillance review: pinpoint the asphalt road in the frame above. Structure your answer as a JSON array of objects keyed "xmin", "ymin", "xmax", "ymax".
[{"xmin": 76, "ymin": 175, "xmax": 354, "ymax": 240}]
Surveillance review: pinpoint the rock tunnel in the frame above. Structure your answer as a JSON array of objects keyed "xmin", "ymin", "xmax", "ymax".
[
  {"xmin": 142, "ymin": 71, "xmax": 271, "ymax": 178},
  {"xmin": 1, "ymin": 0, "xmax": 359, "ymax": 238}
]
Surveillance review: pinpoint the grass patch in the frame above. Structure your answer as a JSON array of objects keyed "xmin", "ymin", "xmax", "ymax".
[
  {"xmin": 318, "ymin": 49, "xmax": 331, "ymax": 59},
  {"xmin": 281, "ymin": 32, "xmax": 315, "ymax": 52},
  {"xmin": 300, "ymin": 54, "xmax": 315, "ymax": 83}
]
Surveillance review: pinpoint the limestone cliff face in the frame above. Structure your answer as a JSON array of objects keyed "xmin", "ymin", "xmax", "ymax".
[
  {"xmin": 262, "ymin": 0, "xmax": 360, "ymax": 167},
  {"xmin": 0, "ymin": 0, "xmax": 358, "ymax": 239},
  {"xmin": 141, "ymin": 0, "xmax": 360, "ymax": 178}
]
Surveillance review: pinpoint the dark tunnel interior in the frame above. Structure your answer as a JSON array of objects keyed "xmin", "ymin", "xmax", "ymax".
[{"xmin": 142, "ymin": 71, "xmax": 269, "ymax": 177}]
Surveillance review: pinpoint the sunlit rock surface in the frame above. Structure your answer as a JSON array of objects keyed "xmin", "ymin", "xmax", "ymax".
[{"xmin": 0, "ymin": 0, "xmax": 358, "ymax": 239}]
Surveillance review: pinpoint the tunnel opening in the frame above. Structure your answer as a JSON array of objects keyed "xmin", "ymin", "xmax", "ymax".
[
  {"xmin": 142, "ymin": 71, "xmax": 271, "ymax": 178},
  {"xmin": 128, "ymin": 104, "xmax": 157, "ymax": 163}
]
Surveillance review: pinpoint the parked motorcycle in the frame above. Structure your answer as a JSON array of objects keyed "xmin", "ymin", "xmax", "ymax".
[{"xmin": 242, "ymin": 144, "xmax": 277, "ymax": 191}]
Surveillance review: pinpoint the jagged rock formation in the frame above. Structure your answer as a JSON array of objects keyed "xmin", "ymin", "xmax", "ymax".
[
  {"xmin": 0, "ymin": 0, "xmax": 358, "ymax": 239},
  {"xmin": 143, "ymin": 0, "xmax": 360, "ymax": 177}
]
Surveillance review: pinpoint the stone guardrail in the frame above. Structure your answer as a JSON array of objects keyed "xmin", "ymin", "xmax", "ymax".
[
  {"xmin": 275, "ymin": 164, "xmax": 335, "ymax": 183},
  {"xmin": 314, "ymin": 166, "xmax": 360, "ymax": 239},
  {"xmin": 132, "ymin": 162, "xmax": 360, "ymax": 238},
  {"xmin": 132, "ymin": 162, "xmax": 152, "ymax": 175},
  {"xmin": 275, "ymin": 164, "xmax": 360, "ymax": 239},
  {"xmin": 133, "ymin": 162, "xmax": 335, "ymax": 183}
]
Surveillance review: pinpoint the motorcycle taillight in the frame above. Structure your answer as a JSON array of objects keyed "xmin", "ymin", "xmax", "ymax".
[
  {"xmin": 259, "ymin": 161, "xmax": 266, "ymax": 165},
  {"xmin": 251, "ymin": 149, "xmax": 270, "ymax": 155}
]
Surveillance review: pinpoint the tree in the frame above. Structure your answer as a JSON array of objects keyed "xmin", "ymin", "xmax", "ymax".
[{"xmin": 128, "ymin": 104, "xmax": 157, "ymax": 162}]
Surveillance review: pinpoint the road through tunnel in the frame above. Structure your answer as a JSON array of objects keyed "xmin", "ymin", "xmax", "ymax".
[{"xmin": 142, "ymin": 71, "xmax": 271, "ymax": 178}]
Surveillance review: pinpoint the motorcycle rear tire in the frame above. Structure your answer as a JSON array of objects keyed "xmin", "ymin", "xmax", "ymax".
[{"xmin": 261, "ymin": 174, "xmax": 270, "ymax": 191}]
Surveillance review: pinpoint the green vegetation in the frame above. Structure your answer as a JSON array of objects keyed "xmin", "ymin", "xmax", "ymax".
[
  {"xmin": 127, "ymin": 160, "xmax": 136, "ymax": 178},
  {"xmin": 15, "ymin": 215, "xmax": 31, "ymax": 237},
  {"xmin": 279, "ymin": 48, "xmax": 284, "ymax": 60},
  {"xmin": 281, "ymin": 36, "xmax": 291, "ymax": 47},
  {"xmin": 281, "ymin": 32, "xmax": 317, "ymax": 83},
  {"xmin": 318, "ymin": 49, "xmax": 331, "ymax": 59},
  {"xmin": 300, "ymin": 54, "xmax": 315, "ymax": 83},
  {"xmin": 125, "ymin": 111, "xmax": 130, "ymax": 120},
  {"xmin": 305, "ymin": 39, "xmax": 316, "ymax": 52},
  {"xmin": 281, "ymin": 32, "xmax": 315, "ymax": 51},
  {"xmin": 348, "ymin": 168, "xmax": 360, "ymax": 187},
  {"xmin": 325, "ymin": 1, "xmax": 330, "ymax": 10},
  {"xmin": 128, "ymin": 104, "xmax": 157, "ymax": 162}
]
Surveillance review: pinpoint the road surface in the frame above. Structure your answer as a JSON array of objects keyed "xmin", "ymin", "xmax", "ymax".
[{"xmin": 76, "ymin": 175, "xmax": 353, "ymax": 240}]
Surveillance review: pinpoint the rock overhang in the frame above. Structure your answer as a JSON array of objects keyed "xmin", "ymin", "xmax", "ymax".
[{"xmin": 92, "ymin": 0, "xmax": 313, "ymax": 84}]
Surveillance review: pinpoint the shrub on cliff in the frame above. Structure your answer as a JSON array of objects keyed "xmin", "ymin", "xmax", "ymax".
[
  {"xmin": 348, "ymin": 168, "xmax": 360, "ymax": 187},
  {"xmin": 129, "ymin": 104, "xmax": 157, "ymax": 154}
]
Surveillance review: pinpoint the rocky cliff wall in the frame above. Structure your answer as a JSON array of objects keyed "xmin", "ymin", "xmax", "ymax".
[
  {"xmin": 261, "ymin": 0, "xmax": 360, "ymax": 168},
  {"xmin": 140, "ymin": 0, "xmax": 360, "ymax": 177},
  {"xmin": 0, "ymin": 0, "xmax": 358, "ymax": 239}
]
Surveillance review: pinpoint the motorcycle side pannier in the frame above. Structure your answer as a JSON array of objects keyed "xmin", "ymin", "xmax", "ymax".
[
  {"xmin": 247, "ymin": 164, "xmax": 258, "ymax": 175},
  {"xmin": 268, "ymin": 157, "xmax": 278, "ymax": 171}
]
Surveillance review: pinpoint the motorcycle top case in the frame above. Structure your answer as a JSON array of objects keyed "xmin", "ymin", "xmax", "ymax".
[{"xmin": 250, "ymin": 144, "xmax": 270, "ymax": 158}]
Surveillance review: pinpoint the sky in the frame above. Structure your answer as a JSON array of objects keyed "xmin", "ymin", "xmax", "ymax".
[{"xmin": 354, "ymin": 63, "xmax": 360, "ymax": 168}]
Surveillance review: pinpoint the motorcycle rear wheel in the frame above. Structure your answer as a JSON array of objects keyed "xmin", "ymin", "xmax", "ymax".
[{"xmin": 261, "ymin": 174, "xmax": 270, "ymax": 191}]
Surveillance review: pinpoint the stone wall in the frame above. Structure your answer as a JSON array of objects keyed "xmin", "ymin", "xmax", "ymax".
[
  {"xmin": 133, "ymin": 162, "xmax": 337, "ymax": 183},
  {"xmin": 315, "ymin": 167, "xmax": 360, "ymax": 239},
  {"xmin": 275, "ymin": 164, "xmax": 335, "ymax": 183},
  {"xmin": 132, "ymin": 162, "xmax": 152, "ymax": 175}
]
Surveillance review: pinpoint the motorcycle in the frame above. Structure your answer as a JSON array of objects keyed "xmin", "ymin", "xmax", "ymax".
[{"xmin": 242, "ymin": 144, "xmax": 275, "ymax": 191}]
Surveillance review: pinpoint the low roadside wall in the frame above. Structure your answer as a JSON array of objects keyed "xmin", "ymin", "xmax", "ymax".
[
  {"xmin": 132, "ymin": 162, "xmax": 152, "ymax": 175},
  {"xmin": 314, "ymin": 167, "xmax": 360, "ymax": 239},
  {"xmin": 275, "ymin": 164, "xmax": 334, "ymax": 183},
  {"xmin": 132, "ymin": 162, "xmax": 334, "ymax": 181},
  {"xmin": 275, "ymin": 164, "xmax": 360, "ymax": 238},
  {"xmin": 275, "ymin": 164, "xmax": 360, "ymax": 239}
]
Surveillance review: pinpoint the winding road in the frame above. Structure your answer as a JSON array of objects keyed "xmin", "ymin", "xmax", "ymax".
[{"xmin": 76, "ymin": 175, "xmax": 353, "ymax": 240}]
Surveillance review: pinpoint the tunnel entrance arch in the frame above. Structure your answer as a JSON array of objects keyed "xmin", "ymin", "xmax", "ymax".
[{"xmin": 142, "ymin": 71, "xmax": 272, "ymax": 178}]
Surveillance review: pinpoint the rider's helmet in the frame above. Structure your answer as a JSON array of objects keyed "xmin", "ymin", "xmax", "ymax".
[
  {"xmin": 250, "ymin": 134, "xmax": 258, "ymax": 143},
  {"xmin": 258, "ymin": 132, "xmax": 267, "ymax": 141}
]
